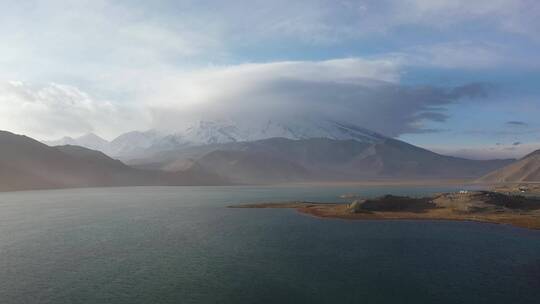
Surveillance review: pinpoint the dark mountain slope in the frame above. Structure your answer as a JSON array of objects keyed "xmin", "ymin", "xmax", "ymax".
[
  {"xmin": 478, "ymin": 149, "xmax": 540, "ymax": 182},
  {"xmin": 0, "ymin": 131, "xmax": 227, "ymax": 192},
  {"xmin": 127, "ymin": 137, "xmax": 514, "ymax": 183}
]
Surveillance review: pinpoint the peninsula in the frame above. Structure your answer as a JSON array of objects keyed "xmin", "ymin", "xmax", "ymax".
[{"xmin": 230, "ymin": 191, "xmax": 540, "ymax": 230}]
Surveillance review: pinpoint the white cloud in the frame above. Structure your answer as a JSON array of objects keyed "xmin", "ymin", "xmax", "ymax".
[
  {"xmin": 147, "ymin": 58, "xmax": 401, "ymax": 107},
  {"xmin": 197, "ymin": 0, "xmax": 540, "ymax": 44},
  {"xmin": 143, "ymin": 58, "xmax": 487, "ymax": 137},
  {"xmin": 386, "ymin": 41, "xmax": 513, "ymax": 69},
  {"xmin": 0, "ymin": 0, "xmax": 536, "ymax": 107},
  {"xmin": 144, "ymin": 58, "xmax": 399, "ymax": 125},
  {"xmin": 0, "ymin": 81, "xmax": 147, "ymax": 140},
  {"xmin": 1, "ymin": 1, "xmax": 537, "ymax": 76},
  {"xmin": 1, "ymin": 57, "xmax": 478, "ymax": 140},
  {"xmin": 0, "ymin": 58, "xmax": 401, "ymax": 139},
  {"xmin": 0, "ymin": 57, "xmax": 492, "ymax": 140},
  {"xmin": 221, "ymin": 0, "xmax": 540, "ymax": 43},
  {"xmin": 0, "ymin": 0, "xmax": 220, "ymax": 90},
  {"xmin": 406, "ymin": 0, "xmax": 539, "ymax": 38}
]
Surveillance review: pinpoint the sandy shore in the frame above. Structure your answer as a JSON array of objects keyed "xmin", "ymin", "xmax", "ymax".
[{"xmin": 230, "ymin": 192, "xmax": 540, "ymax": 230}]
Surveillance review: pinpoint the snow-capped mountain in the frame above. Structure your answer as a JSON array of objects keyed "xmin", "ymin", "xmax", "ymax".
[
  {"xmin": 160, "ymin": 119, "xmax": 386, "ymax": 146},
  {"xmin": 44, "ymin": 118, "xmax": 387, "ymax": 158},
  {"xmin": 43, "ymin": 133, "xmax": 110, "ymax": 152},
  {"xmin": 108, "ymin": 130, "xmax": 162, "ymax": 156}
]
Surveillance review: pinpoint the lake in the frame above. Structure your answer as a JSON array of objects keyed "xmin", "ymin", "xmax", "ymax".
[{"xmin": 1, "ymin": 185, "xmax": 539, "ymax": 303}]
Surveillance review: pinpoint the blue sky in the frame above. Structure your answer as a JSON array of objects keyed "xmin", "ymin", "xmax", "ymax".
[{"xmin": 0, "ymin": 0, "xmax": 539, "ymax": 159}]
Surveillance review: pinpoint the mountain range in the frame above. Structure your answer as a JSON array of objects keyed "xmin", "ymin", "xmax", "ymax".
[
  {"xmin": 127, "ymin": 137, "xmax": 513, "ymax": 184},
  {"xmin": 0, "ymin": 131, "xmax": 226, "ymax": 192},
  {"xmin": 478, "ymin": 149, "xmax": 540, "ymax": 182},
  {"xmin": 3, "ymin": 118, "xmax": 531, "ymax": 192},
  {"xmin": 43, "ymin": 119, "xmax": 386, "ymax": 159}
]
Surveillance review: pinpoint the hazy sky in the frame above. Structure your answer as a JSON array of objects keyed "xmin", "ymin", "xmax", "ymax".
[{"xmin": 1, "ymin": 0, "xmax": 539, "ymax": 159}]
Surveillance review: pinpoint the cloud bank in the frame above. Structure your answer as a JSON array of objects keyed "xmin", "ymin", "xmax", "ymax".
[
  {"xmin": 147, "ymin": 59, "xmax": 490, "ymax": 137},
  {"xmin": 1, "ymin": 0, "xmax": 537, "ymax": 89},
  {"xmin": 0, "ymin": 58, "xmax": 491, "ymax": 140},
  {"xmin": 0, "ymin": 81, "xmax": 147, "ymax": 140}
]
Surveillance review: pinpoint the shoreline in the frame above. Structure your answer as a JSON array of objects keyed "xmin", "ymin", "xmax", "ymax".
[
  {"xmin": 295, "ymin": 207, "xmax": 540, "ymax": 231},
  {"xmin": 230, "ymin": 192, "xmax": 540, "ymax": 230},
  {"xmin": 268, "ymin": 179, "xmax": 475, "ymax": 187}
]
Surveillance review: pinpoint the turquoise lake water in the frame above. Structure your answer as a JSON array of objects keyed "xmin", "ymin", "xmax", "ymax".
[{"xmin": 0, "ymin": 185, "xmax": 539, "ymax": 303}]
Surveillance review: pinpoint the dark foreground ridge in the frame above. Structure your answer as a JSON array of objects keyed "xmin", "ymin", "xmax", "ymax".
[
  {"xmin": 0, "ymin": 130, "xmax": 229, "ymax": 192},
  {"xmin": 230, "ymin": 191, "xmax": 540, "ymax": 230}
]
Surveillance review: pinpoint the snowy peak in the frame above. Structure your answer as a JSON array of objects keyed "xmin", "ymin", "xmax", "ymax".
[
  {"xmin": 182, "ymin": 120, "xmax": 241, "ymax": 144},
  {"xmin": 44, "ymin": 133, "xmax": 109, "ymax": 151},
  {"xmin": 108, "ymin": 130, "xmax": 162, "ymax": 156},
  {"xmin": 43, "ymin": 119, "xmax": 388, "ymax": 158},
  {"xmin": 163, "ymin": 119, "xmax": 387, "ymax": 146},
  {"xmin": 76, "ymin": 133, "xmax": 109, "ymax": 149}
]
